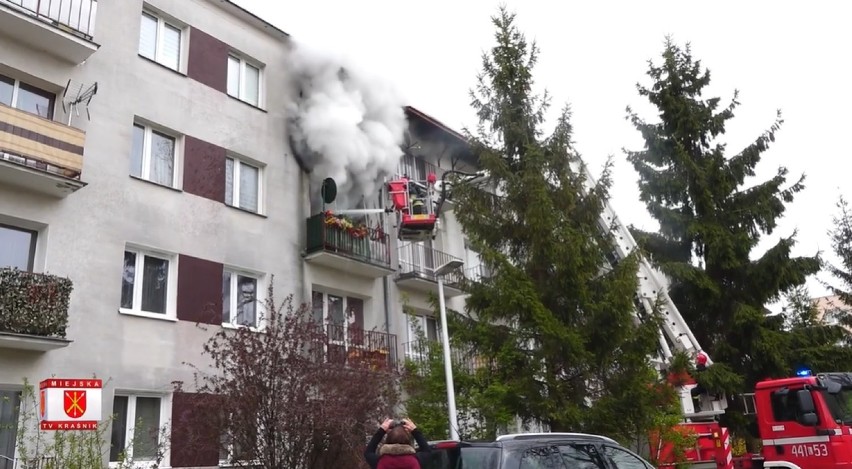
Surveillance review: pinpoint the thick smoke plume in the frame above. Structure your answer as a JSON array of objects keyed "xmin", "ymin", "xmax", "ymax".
[{"xmin": 285, "ymin": 41, "xmax": 407, "ymax": 206}]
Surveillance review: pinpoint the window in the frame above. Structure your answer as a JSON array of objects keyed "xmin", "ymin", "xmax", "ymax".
[
  {"xmin": 225, "ymin": 157, "xmax": 261, "ymax": 213},
  {"xmin": 138, "ymin": 10, "xmax": 182, "ymax": 71},
  {"xmin": 0, "ymin": 74, "xmax": 55, "ymax": 119},
  {"xmin": 520, "ymin": 445, "xmax": 566, "ymax": 468},
  {"xmin": 120, "ymin": 248, "xmax": 175, "ymax": 319},
  {"xmin": 227, "ymin": 55, "xmax": 261, "ymax": 106},
  {"xmin": 223, "ymin": 270, "xmax": 261, "ymax": 328},
  {"xmin": 770, "ymin": 389, "xmax": 819, "ymax": 424},
  {"xmin": 0, "ymin": 224, "xmax": 37, "ymax": 271},
  {"xmin": 0, "ymin": 390, "xmax": 22, "ymax": 469},
  {"xmin": 219, "ymin": 415, "xmax": 259, "ymax": 466},
  {"xmin": 601, "ymin": 446, "xmax": 652, "ymax": 469},
  {"xmin": 560, "ymin": 444, "xmax": 606, "ymax": 468},
  {"xmin": 131, "ymin": 123, "xmax": 178, "ymax": 187},
  {"xmin": 110, "ymin": 394, "xmax": 168, "ymax": 466},
  {"xmin": 405, "ymin": 314, "xmax": 439, "ymax": 362},
  {"xmin": 311, "ymin": 291, "xmax": 365, "ymax": 348}
]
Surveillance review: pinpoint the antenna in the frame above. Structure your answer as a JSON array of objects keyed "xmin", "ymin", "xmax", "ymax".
[{"xmin": 62, "ymin": 79, "xmax": 98, "ymax": 126}]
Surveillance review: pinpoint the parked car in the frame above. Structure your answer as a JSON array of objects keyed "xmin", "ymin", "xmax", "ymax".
[{"xmin": 420, "ymin": 432, "xmax": 656, "ymax": 468}]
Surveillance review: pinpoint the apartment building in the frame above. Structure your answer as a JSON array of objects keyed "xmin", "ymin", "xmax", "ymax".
[
  {"xmin": 813, "ymin": 294, "xmax": 852, "ymax": 332},
  {"xmin": 0, "ymin": 0, "xmax": 300, "ymax": 467},
  {"xmin": 302, "ymin": 105, "xmax": 483, "ymax": 373}
]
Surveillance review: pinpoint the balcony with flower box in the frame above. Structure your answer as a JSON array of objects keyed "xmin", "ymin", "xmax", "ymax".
[
  {"xmin": 0, "ymin": 268, "xmax": 73, "ymax": 351},
  {"xmin": 0, "ymin": 0, "xmax": 99, "ymax": 64},
  {"xmin": 304, "ymin": 212, "xmax": 394, "ymax": 278}
]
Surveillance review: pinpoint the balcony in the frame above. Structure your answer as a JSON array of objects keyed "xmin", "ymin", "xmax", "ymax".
[
  {"xmin": 395, "ymin": 243, "xmax": 465, "ymax": 297},
  {"xmin": 0, "ymin": 0, "xmax": 99, "ymax": 64},
  {"xmin": 0, "ymin": 268, "xmax": 73, "ymax": 351},
  {"xmin": 315, "ymin": 324, "xmax": 399, "ymax": 372},
  {"xmin": 304, "ymin": 212, "xmax": 394, "ymax": 278},
  {"xmin": 0, "ymin": 102, "xmax": 87, "ymax": 197},
  {"xmin": 402, "ymin": 339, "xmax": 488, "ymax": 376}
]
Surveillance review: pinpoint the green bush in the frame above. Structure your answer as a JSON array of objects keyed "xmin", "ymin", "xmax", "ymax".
[{"xmin": 0, "ymin": 268, "xmax": 72, "ymax": 337}]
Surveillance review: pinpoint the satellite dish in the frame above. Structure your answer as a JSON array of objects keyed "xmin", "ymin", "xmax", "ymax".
[{"xmin": 321, "ymin": 178, "xmax": 337, "ymax": 204}]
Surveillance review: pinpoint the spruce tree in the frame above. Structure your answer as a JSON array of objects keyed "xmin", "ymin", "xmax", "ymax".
[
  {"xmin": 624, "ymin": 38, "xmax": 825, "ymax": 389},
  {"xmin": 446, "ymin": 7, "xmax": 670, "ymax": 443}
]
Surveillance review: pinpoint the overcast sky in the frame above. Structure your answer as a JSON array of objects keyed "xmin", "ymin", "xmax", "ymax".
[{"xmin": 234, "ymin": 0, "xmax": 852, "ymax": 307}]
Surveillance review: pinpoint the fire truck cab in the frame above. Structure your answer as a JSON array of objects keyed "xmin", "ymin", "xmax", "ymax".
[{"xmin": 750, "ymin": 371, "xmax": 852, "ymax": 468}]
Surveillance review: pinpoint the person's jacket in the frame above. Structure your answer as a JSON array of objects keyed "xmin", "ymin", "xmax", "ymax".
[{"xmin": 364, "ymin": 427, "xmax": 431, "ymax": 469}]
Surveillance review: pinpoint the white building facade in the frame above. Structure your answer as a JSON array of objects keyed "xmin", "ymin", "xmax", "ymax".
[
  {"xmin": 0, "ymin": 0, "xmax": 485, "ymax": 467},
  {"xmin": 0, "ymin": 0, "xmax": 302, "ymax": 467}
]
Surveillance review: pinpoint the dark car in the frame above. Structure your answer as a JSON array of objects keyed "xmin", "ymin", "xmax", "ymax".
[{"xmin": 419, "ymin": 432, "xmax": 656, "ymax": 469}]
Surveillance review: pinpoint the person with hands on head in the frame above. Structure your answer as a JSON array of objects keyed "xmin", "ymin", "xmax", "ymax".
[{"xmin": 364, "ymin": 418, "xmax": 431, "ymax": 469}]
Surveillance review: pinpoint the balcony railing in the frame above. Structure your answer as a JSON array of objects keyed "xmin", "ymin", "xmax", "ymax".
[
  {"xmin": 403, "ymin": 339, "xmax": 488, "ymax": 376},
  {"xmin": 312, "ymin": 323, "xmax": 399, "ymax": 372},
  {"xmin": 2, "ymin": 0, "xmax": 98, "ymax": 39},
  {"xmin": 305, "ymin": 213, "xmax": 391, "ymax": 269},
  {"xmin": 0, "ymin": 102, "xmax": 85, "ymax": 179},
  {"xmin": 397, "ymin": 243, "xmax": 464, "ymax": 286},
  {"xmin": 0, "ymin": 268, "xmax": 72, "ymax": 338}
]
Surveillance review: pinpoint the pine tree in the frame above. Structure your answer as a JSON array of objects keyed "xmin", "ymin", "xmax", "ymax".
[
  {"xmin": 624, "ymin": 38, "xmax": 826, "ymax": 389},
  {"xmin": 445, "ymin": 7, "xmax": 670, "ymax": 444}
]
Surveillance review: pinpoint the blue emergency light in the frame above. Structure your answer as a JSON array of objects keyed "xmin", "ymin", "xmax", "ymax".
[{"xmin": 795, "ymin": 367, "xmax": 813, "ymax": 377}]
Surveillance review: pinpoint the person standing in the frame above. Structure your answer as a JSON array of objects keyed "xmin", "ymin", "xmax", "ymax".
[{"xmin": 364, "ymin": 418, "xmax": 431, "ymax": 469}]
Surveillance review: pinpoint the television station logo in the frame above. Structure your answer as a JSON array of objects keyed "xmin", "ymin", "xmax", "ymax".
[{"xmin": 39, "ymin": 379, "xmax": 102, "ymax": 430}]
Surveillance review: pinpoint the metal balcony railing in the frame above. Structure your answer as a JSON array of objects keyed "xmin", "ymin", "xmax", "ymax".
[
  {"xmin": 317, "ymin": 323, "xmax": 399, "ymax": 372},
  {"xmin": 306, "ymin": 213, "xmax": 391, "ymax": 268},
  {"xmin": 402, "ymin": 339, "xmax": 488, "ymax": 376},
  {"xmin": 1, "ymin": 0, "xmax": 97, "ymax": 39},
  {"xmin": 397, "ymin": 243, "xmax": 464, "ymax": 286}
]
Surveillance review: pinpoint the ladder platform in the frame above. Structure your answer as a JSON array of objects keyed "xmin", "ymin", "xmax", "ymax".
[{"xmin": 684, "ymin": 410, "xmax": 725, "ymax": 421}]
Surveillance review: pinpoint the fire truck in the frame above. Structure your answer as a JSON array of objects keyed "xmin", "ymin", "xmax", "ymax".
[{"xmin": 324, "ymin": 163, "xmax": 852, "ymax": 469}]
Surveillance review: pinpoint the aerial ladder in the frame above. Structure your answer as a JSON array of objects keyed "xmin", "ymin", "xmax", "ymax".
[{"xmin": 321, "ymin": 157, "xmax": 727, "ymax": 421}]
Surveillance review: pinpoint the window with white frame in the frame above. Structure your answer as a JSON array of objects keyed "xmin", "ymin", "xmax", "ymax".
[
  {"xmin": 219, "ymin": 415, "xmax": 260, "ymax": 466},
  {"xmin": 405, "ymin": 314, "xmax": 439, "ymax": 361},
  {"xmin": 223, "ymin": 270, "xmax": 261, "ymax": 328},
  {"xmin": 131, "ymin": 122, "xmax": 178, "ymax": 187},
  {"xmin": 109, "ymin": 394, "xmax": 168, "ymax": 466},
  {"xmin": 0, "ymin": 73, "xmax": 55, "ymax": 119},
  {"xmin": 120, "ymin": 248, "xmax": 175, "ymax": 318},
  {"xmin": 227, "ymin": 55, "xmax": 261, "ymax": 106},
  {"xmin": 225, "ymin": 156, "xmax": 261, "ymax": 213},
  {"xmin": 138, "ymin": 10, "xmax": 182, "ymax": 71},
  {"xmin": 311, "ymin": 291, "xmax": 364, "ymax": 344}
]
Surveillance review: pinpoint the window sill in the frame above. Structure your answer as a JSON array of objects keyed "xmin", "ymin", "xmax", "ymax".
[
  {"xmin": 119, "ymin": 308, "xmax": 178, "ymax": 322},
  {"xmin": 130, "ymin": 175, "xmax": 182, "ymax": 193},
  {"xmin": 222, "ymin": 323, "xmax": 265, "ymax": 333},
  {"xmin": 226, "ymin": 94, "xmax": 267, "ymax": 113},
  {"xmin": 138, "ymin": 54, "xmax": 187, "ymax": 77},
  {"xmin": 225, "ymin": 203, "xmax": 267, "ymax": 218}
]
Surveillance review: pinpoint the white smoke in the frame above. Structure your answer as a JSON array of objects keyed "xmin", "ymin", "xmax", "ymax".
[{"xmin": 285, "ymin": 41, "xmax": 407, "ymax": 205}]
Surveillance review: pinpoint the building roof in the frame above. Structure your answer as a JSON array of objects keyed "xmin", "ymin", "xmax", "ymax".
[
  {"xmin": 209, "ymin": 0, "xmax": 290, "ymax": 40},
  {"xmin": 404, "ymin": 106, "xmax": 469, "ymax": 146}
]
